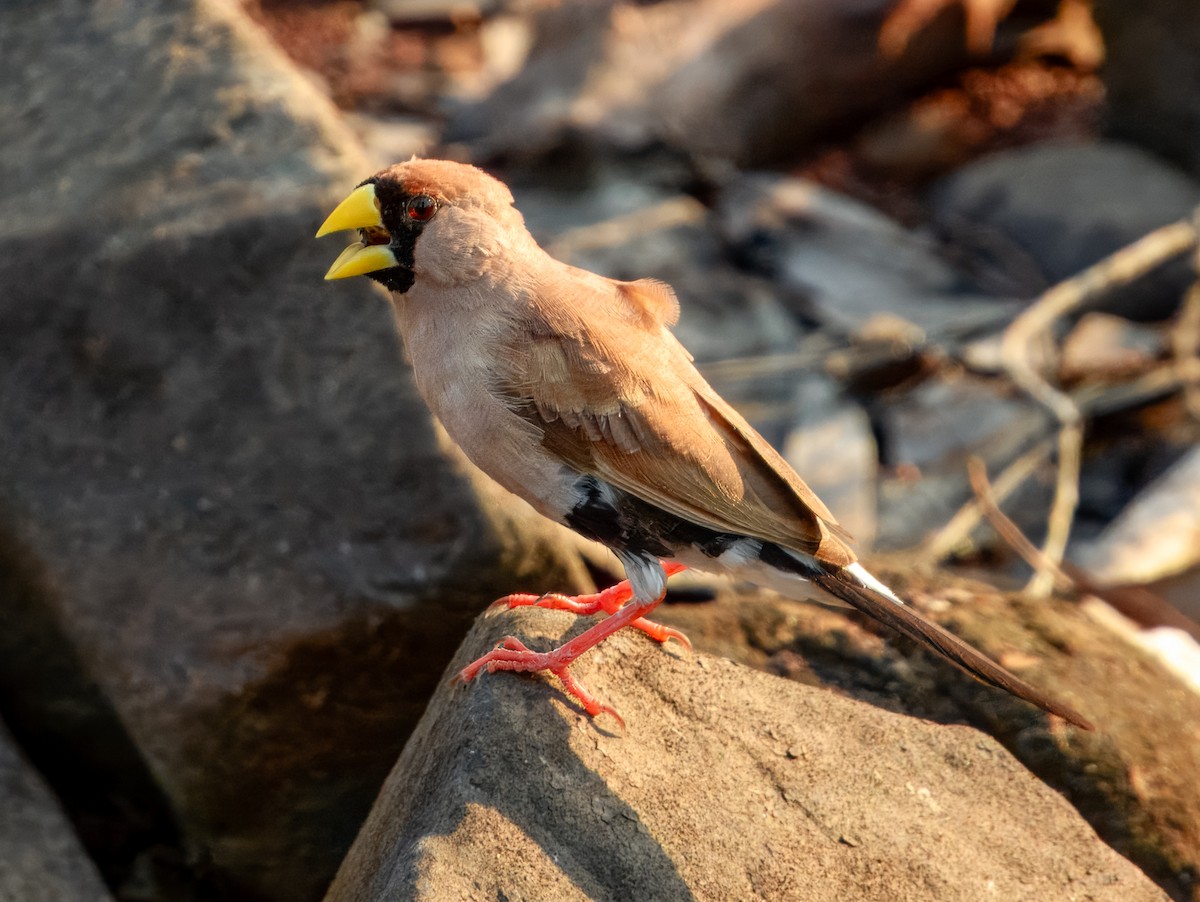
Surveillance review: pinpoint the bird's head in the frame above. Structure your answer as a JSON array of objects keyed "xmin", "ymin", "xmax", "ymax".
[{"xmin": 315, "ymin": 159, "xmax": 520, "ymax": 293}]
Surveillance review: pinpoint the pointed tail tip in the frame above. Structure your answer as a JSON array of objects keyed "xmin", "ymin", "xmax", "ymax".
[
  {"xmin": 1049, "ymin": 703, "xmax": 1095, "ymax": 732},
  {"xmin": 815, "ymin": 566, "xmax": 1096, "ymax": 732}
]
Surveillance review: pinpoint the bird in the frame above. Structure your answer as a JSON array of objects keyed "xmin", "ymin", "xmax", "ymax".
[{"xmin": 315, "ymin": 158, "xmax": 1092, "ymax": 732}]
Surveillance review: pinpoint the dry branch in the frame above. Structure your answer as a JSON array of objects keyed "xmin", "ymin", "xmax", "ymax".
[
  {"xmin": 999, "ymin": 219, "xmax": 1198, "ymax": 597},
  {"xmin": 1174, "ymin": 215, "xmax": 1200, "ymax": 422},
  {"xmin": 919, "ymin": 439, "xmax": 1053, "ymax": 564},
  {"xmin": 969, "ymin": 457, "xmax": 1200, "ymax": 643}
]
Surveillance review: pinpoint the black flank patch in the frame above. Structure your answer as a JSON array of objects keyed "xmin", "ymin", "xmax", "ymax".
[
  {"xmin": 758, "ymin": 542, "xmax": 824, "ymax": 578},
  {"xmin": 565, "ymin": 475, "xmax": 745, "ymax": 561}
]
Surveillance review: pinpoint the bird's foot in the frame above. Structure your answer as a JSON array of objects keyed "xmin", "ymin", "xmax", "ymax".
[
  {"xmin": 457, "ymin": 636, "xmax": 625, "ymax": 730},
  {"xmin": 459, "ymin": 562, "xmax": 691, "ymax": 727},
  {"xmin": 487, "ymin": 562, "xmax": 691, "ymax": 650}
]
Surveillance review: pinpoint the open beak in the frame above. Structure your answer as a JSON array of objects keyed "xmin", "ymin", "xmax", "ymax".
[{"xmin": 315, "ymin": 183, "xmax": 400, "ymax": 280}]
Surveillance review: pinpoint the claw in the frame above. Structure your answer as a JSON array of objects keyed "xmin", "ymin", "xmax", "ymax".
[
  {"xmin": 647, "ymin": 624, "xmax": 692, "ymax": 651},
  {"xmin": 457, "ymin": 634, "xmax": 627, "ymax": 727},
  {"xmin": 487, "ymin": 592, "xmax": 547, "ymax": 612},
  {"xmin": 481, "ymin": 571, "xmax": 691, "ymax": 649},
  {"xmin": 457, "ymin": 560, "xmax": 691, "ymax": 726}
]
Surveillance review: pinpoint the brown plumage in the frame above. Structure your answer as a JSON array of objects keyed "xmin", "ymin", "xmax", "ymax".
[{"xmin": 316, "ymin": 158, "xmax": 1092, "ymax": 731}]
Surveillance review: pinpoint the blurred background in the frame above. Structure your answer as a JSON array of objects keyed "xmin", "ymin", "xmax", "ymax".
[{"xmin": 1, "ymin": 0, "xmax": 1199, "ymax": 899}]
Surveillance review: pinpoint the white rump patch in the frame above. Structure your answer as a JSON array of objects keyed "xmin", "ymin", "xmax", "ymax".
[
  {"xmin": 715, "ymin": 539, "xmax": 762, "ymax": 568},
  {"xmin": 845, "ymin": 562, "xmax": 905, "ymax": 606}
]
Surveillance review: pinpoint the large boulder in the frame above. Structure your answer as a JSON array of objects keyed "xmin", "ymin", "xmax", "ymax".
[
  {"xmin": 928, "ymin": 141, "xmax": 1200, "ymax": 321},
  {"xmin": 0, "ymin": 717, "xmax": 113, "ymax": 902},
  {"xmin": 1094, "ymin": 0, "xmax": 1200, "ymax": 177},
  {"xmin": 451, "ymin": 0, "xmax": 981, "ymax": 166},
  {"xmin": 0, "ymin": 0, "xmax": 584, "ymax": 898},
  {"xmin": 326, "ymin": 606, "xmax": 1167, "ymax": 901},
  {"xmin": 653, "ymin": 570, "xmax": 1200, "ymax": 899}
]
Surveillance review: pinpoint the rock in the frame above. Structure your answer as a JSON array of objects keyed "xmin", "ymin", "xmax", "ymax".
[
  {"xmin": 1072, "ymin": 446, "xmax": 1200, "ymax": 586},
  {"xmin": 451, "ymin": 0, "xmax": 978, "ymax": 166},
  {"xmin": 782, "ymin": 375, "xmax": 879, "ymax": 548},
  {"xmin": 1084, "ymin": 600, "xmax": 1200, "ymax": 698},
  {"xmin": 0, "ymin": 718, "xmax": 113, "ymax": 902},
  {"xmin": 0, "ymin": 1, "xmax": 584, "ymax": 899},
  {"xmin": 1059, "ymin": 312, "xmax": 1164, "ymax": 382},
  {"xmin": 326, "ymin": 606, "xmax": 1167, "ymax": 902},
  {"xmin": 652, "ymin": 568, "xmax": 1200, "ymax": 899},
  {"xmin": 875, "ymin": 373, "xmax": 1050, "ymax": 551},
  {"xmin": 344, "ymin": 113, "xmax": 438, "ymax": 170},
  {"xmin": 1094, "ymin": 0, "xmax": 1200, "ymax": 176},
  {"xmin": 928, "ymin": 141, "xmax": 1200, "ymax": 321},
  {"xmin": 369, "ymin": 0, "xmax": 496, "ymax": 26},
  {"xmin": 717, "ymin": 173, "xmax": 1021, "ymax": 341}
]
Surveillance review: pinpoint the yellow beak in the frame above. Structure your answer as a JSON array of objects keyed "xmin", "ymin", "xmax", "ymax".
[
  {"xmin": 316, "ymin": 183, "xmax": 400, "ymax": 280},
  {"xmin": 316, "ymin": 183, "xmax": 382, "ymax": 237},
  {"xmin": 323, "ymin": 242, "xmax": 400, "ymax": 280}
]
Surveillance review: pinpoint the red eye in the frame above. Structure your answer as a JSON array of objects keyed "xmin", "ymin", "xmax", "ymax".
[{"xmin": 405, "ymin": 194, "xmax": 438, "ymax": 223}]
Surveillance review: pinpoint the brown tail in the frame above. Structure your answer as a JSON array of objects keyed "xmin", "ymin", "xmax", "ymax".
[{"xmin": 812, "ymin": 567, "xmax": 1094, "ymax": 731}]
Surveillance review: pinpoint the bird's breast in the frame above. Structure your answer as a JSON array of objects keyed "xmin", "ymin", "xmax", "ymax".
[{"xmin": 393, "ymin": 299, "xmax": 579, "ymax": 523}]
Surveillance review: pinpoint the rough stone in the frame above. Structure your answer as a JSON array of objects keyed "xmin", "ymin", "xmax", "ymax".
[
  {"xmin": 326, "ymin": 606, "xmax": 1167, "ymax": 902},
  {"xmin": 652, "ymin": 569, "xmax": 1200, "ymax": 900},
  {"xmin": 0, "ymin": 1, "xmax": 583, "ymax": 899},
  {"xmin": 928, "ymin": 141, "xmax": 1200, "ymax": 321},
  {"xmin": 1073, "ymin": 446, "xmax": 1200, "ymax": 587},
  {"xmin": 451, "ymin": 0, "xmax": 978, "ymax": 166},
  {"xmin": 1094, "ymin": 0, "xmax": 1200, "ymax": 177},
  {"xmin": 0, "ymin": 718, "xmax": 113, "ymax": 902},
  {"xmin": 717, "ymin": 173, "xmax": 1020, "ymax": 341}
]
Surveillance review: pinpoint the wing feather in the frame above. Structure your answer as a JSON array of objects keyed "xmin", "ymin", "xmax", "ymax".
[{"xmin": 493, "ymin": 274, "xmax": 851, "ymax": 563}]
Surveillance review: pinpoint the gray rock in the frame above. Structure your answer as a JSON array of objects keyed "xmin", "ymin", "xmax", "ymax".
[
  {"xmin": 0, "ymin": 1, "xmax": 583, "ymax": 899},
  {"xmin": 717, "ymin": 173, "xmax": 1021, "ymax": 340},
  {"xmin": 1094, "ymin": 0, "xmax": 1200, "ymax": 177},
  {"xmin": 929, "ymin": 141, "xmax": 1200, "ymax": 321},
  {"xmin": 344, "ymin": 113, "xmax": 438, "ymax": 170},
  {"xmin": 0, "ymin": 718, "xmax": 113, "ymax": 902},
  {"xmin": 326, "ymin": 607, "xmax": 1167, "ymax": 902},
  {"xmin": 876, "ymin": 374, "xmax": 1050, "ymax": 550},
  {"xmin": 782, "ymin": 375, "xmax": 878, "ymax": 548},
  {"xmin": 650, "ymin": 568, "xmax": 1200, "ymax": 898},
  {"xmin": 453, "ymin": 0, "xmax": 976, "ymax": 166},
  {"xmin": 1072, "ymin": 446, "xmax": 1200, "ymax": 587},
  {"xmin": 1059, "ymin": 312, "xmax": 1165, "ymax": 382}
]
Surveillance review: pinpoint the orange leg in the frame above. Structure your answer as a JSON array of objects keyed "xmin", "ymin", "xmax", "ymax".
[{"xmin": 458, "ymin": 561, "xmax": 690, "ymax": 726}]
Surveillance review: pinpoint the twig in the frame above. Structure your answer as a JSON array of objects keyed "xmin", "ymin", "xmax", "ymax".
[
  {"xmin": 1175, "ymin": 285, "xmax": 1200, "ymax": 420},
  {"xmin": 969, "ymin": 457, "xmax": 1200, "ymax": 642},
  {"xmin": 966, "ymin": 456, "xmax": 1073, "ymax": 589},
  {"xmin": 999, "ymin": 219, "xmax": 1198, "ymax": 597},
  {"xmin": 922, "ymin": 361, "xmax": 1188, "ymax": 567},
  {"xmin": 1173, "ymin": 215, "xmax": 1200, "ymax": 421},
  {"xmin": 1073, "ymin": 361, "xmax": 1188, "ymax": 417},
  {"xmin": 700, "ymin": 337, "xmax": 836, "ymax": 384},
  {"xmin": 919, "ymin": 439, "xmax": 1053, "ymax": 564}
]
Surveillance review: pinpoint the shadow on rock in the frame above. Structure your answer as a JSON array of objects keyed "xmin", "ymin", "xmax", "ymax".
[
  {"xmin": 327, "ymin": 603, "xmax": 1169, "ymax": 902},
  {"xmin": 179, "ymin": 596, "xmax": 495, "ymax": 902},
  {"xmin": 326, "ymin": 610, "xmax": 695, "ymax": 901}
]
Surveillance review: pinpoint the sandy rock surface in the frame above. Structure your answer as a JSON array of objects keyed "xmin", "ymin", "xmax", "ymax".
[{"xmin": 327, "ymin": 606, "xmax": 1167, "ymax": 902}]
